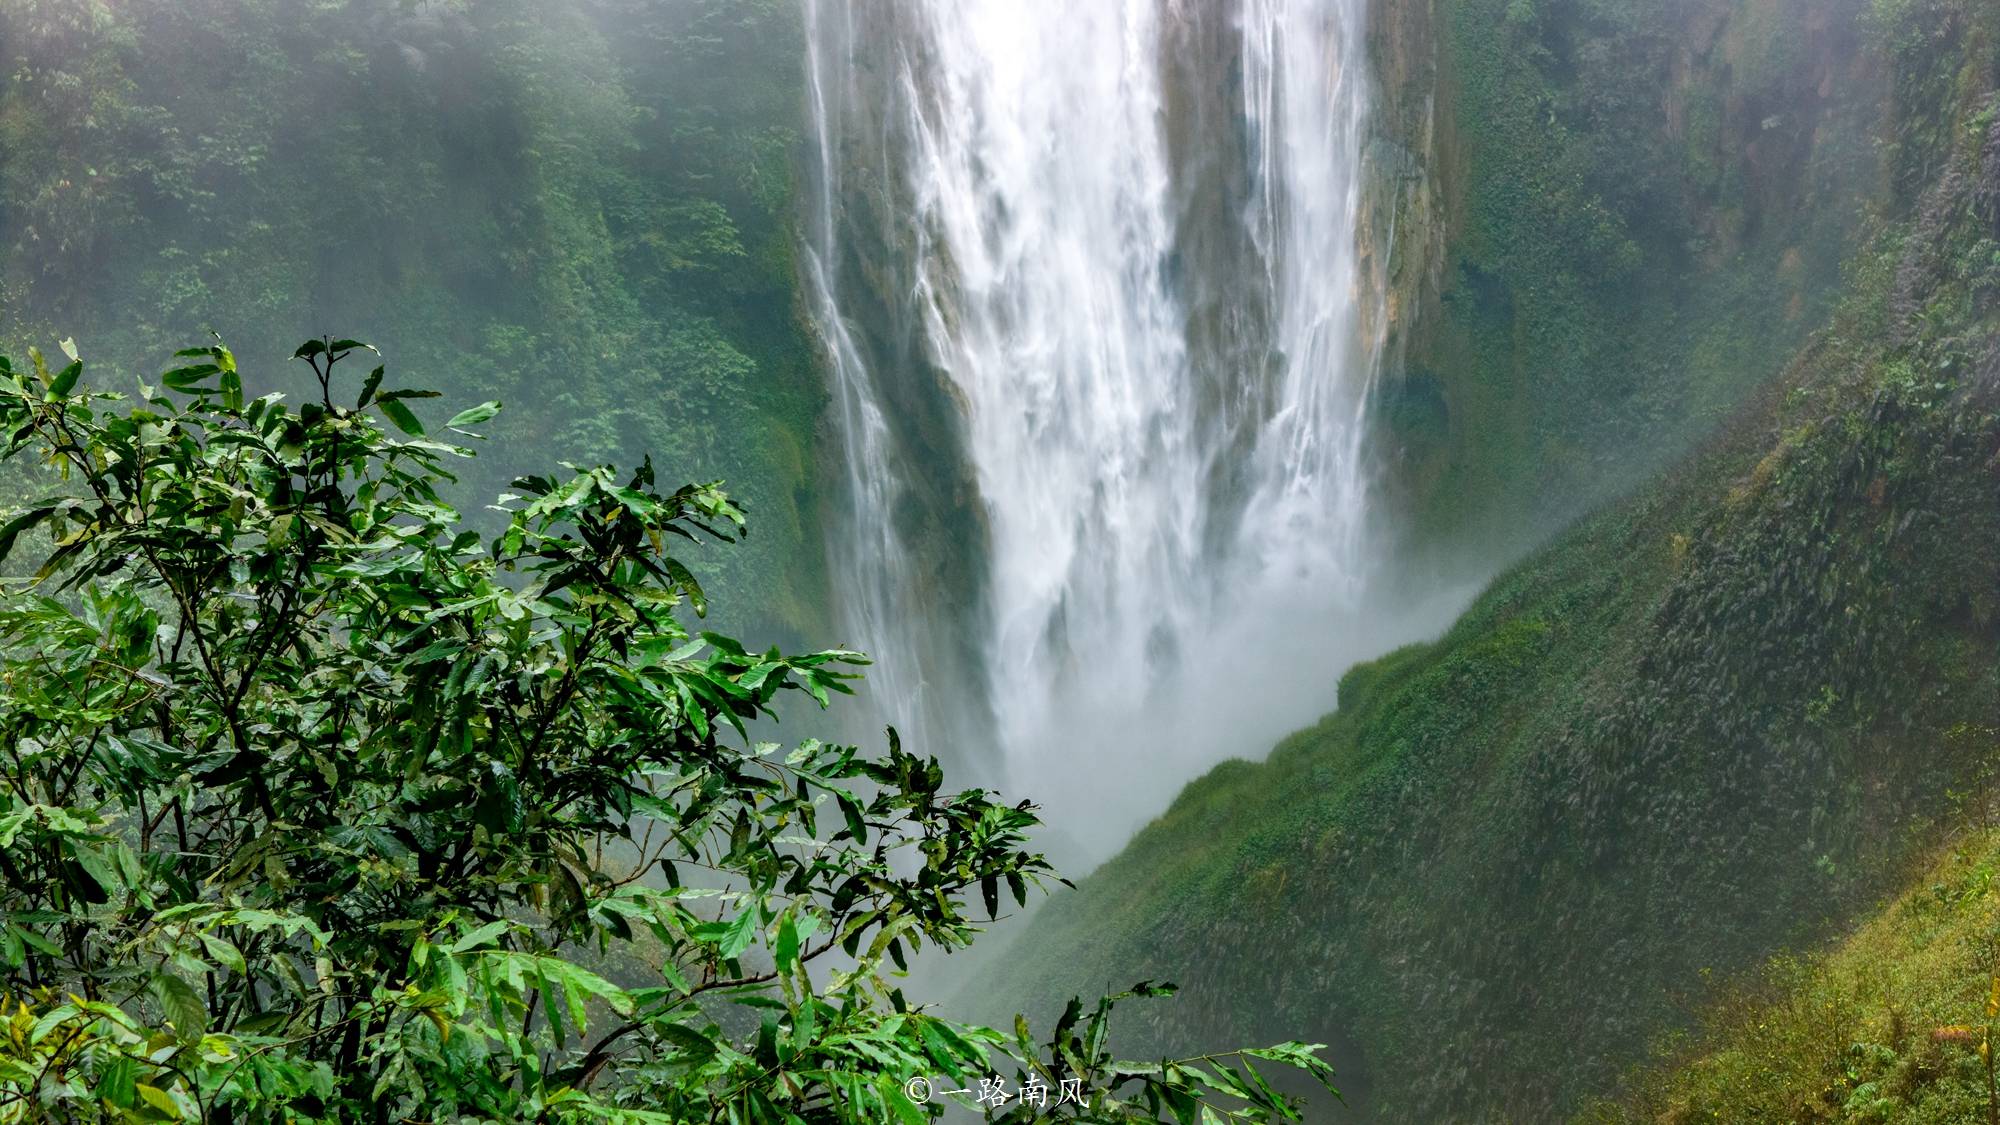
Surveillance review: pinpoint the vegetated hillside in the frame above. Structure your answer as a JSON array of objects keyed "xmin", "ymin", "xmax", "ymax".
[
  {"xmin": 1580, "ymin": 819, "xmax": 2000, "ymax": 1124},
  {"xmin": 978, "ymin": 2, "xmax": 2000, "ymax": 1119},
  {"xmin": 1373, "ymin": 0, "xmax": 1888, "ymax": 562},
  {"xmin": 0, "ymin": 0, "xmax": 825, "ymax": 635}
]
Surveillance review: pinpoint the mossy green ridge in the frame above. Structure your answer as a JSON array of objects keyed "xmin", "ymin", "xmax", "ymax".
[
  {"xmin": 0, "ymin": 0, "xmax": 824, "ymax": 637},
  {"xmin": 1579, "ymin": 815, "xmax": 2000, "ymax": 1124},
  {"xmin": 980, "ymin": 2, "xmax": 2000, "ymax": 1117}
]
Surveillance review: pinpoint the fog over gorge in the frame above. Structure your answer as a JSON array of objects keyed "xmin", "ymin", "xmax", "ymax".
[{"xmin": 0, "ymin": 0, "xmax": 1995, "ymax": 1121}]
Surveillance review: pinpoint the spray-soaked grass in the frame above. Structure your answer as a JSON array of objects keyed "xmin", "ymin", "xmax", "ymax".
[{"xmin": 1583, "ymin": 812, "xmax": 2000, "ymax": 1124}]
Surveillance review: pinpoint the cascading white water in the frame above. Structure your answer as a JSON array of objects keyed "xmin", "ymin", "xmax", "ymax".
[
  {"xmin": 1238, "ymin": 0, "xmax": 1382, "ymax": 604},
  {"xmin": 803, "ymin": 0, "xmax": 1393, "ymax": 859}
]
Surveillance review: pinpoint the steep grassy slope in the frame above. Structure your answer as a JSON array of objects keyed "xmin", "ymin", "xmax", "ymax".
[
  {"xmin": 979, "ymin": 3, "xmax": 2000, "ymax": 1118},
  {"xmin": 1580, "ymin": 819, "xmax": 2000, "ymax": 1124}
]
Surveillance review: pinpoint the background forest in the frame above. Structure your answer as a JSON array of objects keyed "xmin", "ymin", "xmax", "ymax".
[{"xmin": 0, "ymin": 0, "xmax": 826, "ymax": 637}]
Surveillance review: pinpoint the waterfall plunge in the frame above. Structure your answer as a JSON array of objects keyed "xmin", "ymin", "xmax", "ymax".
[{"xmin": 803, "ymin": 0, "xmax": 1391, "ymax": 860}]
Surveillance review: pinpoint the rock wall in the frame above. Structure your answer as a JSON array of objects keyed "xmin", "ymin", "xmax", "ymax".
[{"xmin": 1367, "ymin": 0, "xmax": 1886, "ymax": 571}]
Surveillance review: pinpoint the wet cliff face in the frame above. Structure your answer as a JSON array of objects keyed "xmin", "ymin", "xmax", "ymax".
[
  {"xmin": 1367, "ymin": 0, "xmax": 1887, "ymax": 575},
  {"xmin": 1367, "ymin": 0, "xmax": 1451, "ymax": 367},
  {"xmin": 801, "ymin": 0, "xmax": 998, "ymax": 759}
]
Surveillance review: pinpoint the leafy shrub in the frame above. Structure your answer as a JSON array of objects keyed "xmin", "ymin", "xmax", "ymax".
[{"xmin": 0, "ymin": 338, "xmax": 1337, "ymax": 1122}]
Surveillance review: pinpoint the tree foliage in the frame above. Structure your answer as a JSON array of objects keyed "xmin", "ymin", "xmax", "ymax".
[{"xmin": 0, "ymin": 338, "xmax": 1336, "ymax": 1122}]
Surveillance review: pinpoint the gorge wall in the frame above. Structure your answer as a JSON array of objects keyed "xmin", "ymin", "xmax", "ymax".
[
  {"xmin": 976, "ymin": 0, "xmax": 2000, "ymax": 1118},
  {"xmin": 1370, "ymin": 0, "xmax": 1887, "ymax": 569}
]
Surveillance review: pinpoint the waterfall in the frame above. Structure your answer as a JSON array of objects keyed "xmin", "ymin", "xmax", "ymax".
[{"xmin": 802, "ymin": 0, "xmax": 1390, "ymax": 859}]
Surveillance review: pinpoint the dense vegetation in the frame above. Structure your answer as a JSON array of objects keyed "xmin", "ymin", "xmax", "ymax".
[
  {"xmin": 982, "ymin": 0, "xmax": 2000, "ymax": 1117},
  {"xmin": 0, "ymin": 338, "xmax": 1340, "ymax": 1121},
  {"xmin": 0, "ymin": 0, "xmax": 826, "ymax": 635}
]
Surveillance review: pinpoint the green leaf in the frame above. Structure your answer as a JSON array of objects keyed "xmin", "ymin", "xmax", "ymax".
[
  {"xmin": 656, "ymin": 1020, "xmax": 720, "ymax": 1064},
  {"xmin": 665, "ymin": 557, "xmax": 707, "ymax": 616},
  {"xmin": 884, "ymin": 1080, "xmax": 929, "ymax": 1125},
  {"xmin": 445, "ymin": 401, "xmax": 501, "ymax": 430},
  {"xmin": 378, "ymin": 398, "xmax": 424, "ymax": 436},
  {"xmin": 836, "ymin": 792, "xmax": 867, "ymax": 845},
  {"xmin": 161, "ymin": 363, "xmax": 220, "ymax": 391},
  {"xmin": 48, "ymin": 360, "xmax": 81, "ymax": 397},
  {"xmin": 136, "ymin": 1084, "xmax": 182, "ymax": 1118},
  {"xmin": 150, "ymin": 972, "xmax": 208, "ymax": 1044},
  {"xmin": 95, "ymin": 1054, "xmax": 136, "ymax": 1108},
  {"xmin": 775, "ymin": 912, "xmax": 800, "ymax": 972},
  {"xmin": 199, "ymin": 934, "xmax": 247, "ymax": 976},
  {"xmin": 449, "ymin": 919, "xmax": 511, "ymax": 953},
  {"xmin": 69, "ymin": 842, "xmax": 121, "ymax": 900},
  {"xmin": 718, "ymin": 905, "xmax": 758, "ymax": 960}
]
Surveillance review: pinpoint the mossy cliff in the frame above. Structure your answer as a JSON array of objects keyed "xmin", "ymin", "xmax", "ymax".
[
  {"xmin": 979, "ymin": 1, "xmax": 2000, "ymax": 1118},
  {"xmin": 1372, "ymin": 0, "xmax": 1890, "ymax": 566}
]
